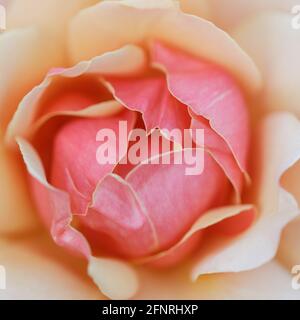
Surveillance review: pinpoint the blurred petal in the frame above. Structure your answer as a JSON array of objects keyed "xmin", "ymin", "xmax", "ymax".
[
  {"xmin": 179, "ymin": 0, "xmax": 211, "ymax": 20},
  {"xmin": 69, "ymin": 0, "xmax": 261, "ymax": 93},
  {"xmin": 1, "ymin": 236, "xmax": 299, "ymax": 299},
  {"xmin": 209, "ymin": 0, "xmax": 298, "ymax": 30},
  {"xmin": 8, "ymin": 0, "xmax": 98, "ymax": 30},
  {"xmin": 278, "ymin": 217, "xmax": 300, "ymax": 269},
  {"xmin": 7, "ymin": 0, "xmax": 98, "ymax": 62},
  {"xmin": 109, "ymin": 0, "xmax": 175, "ymax": 9},
  {"xmin": 0, "ymin": 141, "xmax": 39, "ymax": 234},
  {"xmin": 136, "ymin": 261, "xmax": 300, "ymax": 299},
  {"xmin": 232, "ymin": 13, "xmax": 300, "ymax": 116},
  {"xmin": 0, "ymin": 27, "xmax": 64, "ymax": 129},
  {"xmin": 282, "ymin": 160, "xmax": 300, "ymax": 207},
  {"xmin": 191, "ymin": 112, "xmax": 300, "ymax": 278},
  {"xmin": 0, "ymin": 235, "xmax": 103, "ymax": 300},
  {"xmin": 278, "ymin": 161, "xmax": 300, "ymax": 268}
]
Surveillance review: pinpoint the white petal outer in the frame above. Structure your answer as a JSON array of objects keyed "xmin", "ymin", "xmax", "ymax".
[
  {"xmin": 232, "ymin": 12, "xmax": 300, "ymax": 116},
  {"xmin": 69, "ymin": 0, "xmax": 261, "ymax": 94},
  {"xmin": 0, "ymin": 27, "xmax": 64, "ymax": 130},
  {"xmin": 136, "ymin": 261, "xmax": 300, "ymax": 299},
  {"xmin": 191, "ymin": 112, "xmax": 300, "ymax": 279},
  {"xmin": 5, "ymin": 45, "xmax": 146, "ymax": 146},
  {"xmin": 208, "ymin": 0, "xmax": 299, "ymax": 31}
]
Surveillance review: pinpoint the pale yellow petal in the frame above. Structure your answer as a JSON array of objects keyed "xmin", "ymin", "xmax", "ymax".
[
  {"xmin": 136, "ymin": 261, "xmax": 300, "ymax": 299},
  {"xmin": 5, "ymin": 45, "xmax": 146, "ymax": 146},
  {"xmin": 69, "ymin": 0, "xmax": 261, "ymax": 93},
  {"xmin": 278, "ymin": 217, "xmax": 300, "ymax": 270},
  {"xmin": 0, "ymin": 141, "xmax": 40, "ymax": 234},
  {"xmin": 209, "ymin": 0, "xmax": 298, "ymax": 30},
  {"xmin": 191, "ymin": 112, "xmax": 300, "ymax": 278},
  {"xmin": 88, "ymin": 257, "xmax": 139, "ymax": 300},
  {"xmin": 232, "ymin": 12, "xmax": 300, "ymax": 116},
  {"xmin": 0, "ymin": 27, "xmax": 64, "ymax": 129},
  {"xmin": 278, "ymin": 161, "xmax": 300, "ymax": 269},
  {"xmin": 179, "ymin": 0, "xmax": 211, "ymax": 20},
  {"xmin": 1, "ymin": 235, "xmax": 299, "ymax": 299},
  {"xmin": 7, "ymin": 0, "xmax": 98, "ymax": 36},
  {"xmin": 106, "ymin": 0, "xmax": 176, "ymax": 9},
  {"xmin": 0, "ymin": 235, "xmax": 103, "ymax": 299},
  {"xmin": 282, "ymin": 160, "xmax": 300, "ymax": 208}
]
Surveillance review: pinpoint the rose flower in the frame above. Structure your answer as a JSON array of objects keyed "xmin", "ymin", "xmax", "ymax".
[{"xmin": 1, "ymin": 0, "xmax": 300, "ymax": 300}]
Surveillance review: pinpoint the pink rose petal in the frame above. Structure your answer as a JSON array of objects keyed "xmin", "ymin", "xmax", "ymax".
[
  {"xmin": 104, "ymin": 71, "xmax": 191, "ymax": 143},
  {"xmin": 79, "ymin": 149, "xmax": 229, "ymax": 259},
  {"xmin": 191, "ymin": 114, "xmax": 244, "ymax": 198},
  {"xmin": 50, "ymin": 109, "xmax": 136, "ymax": 214},
  {"xmin": 17, "ymin": 138, "xmax": 91, "ymax": 259},
  {"xmin": 150, "ymin": 41, "xmax": 250, "ymax": 175}
]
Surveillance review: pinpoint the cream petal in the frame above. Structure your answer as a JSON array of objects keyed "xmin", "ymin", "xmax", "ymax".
[
  {"xmin": 106, "ymin": 0, "xmax": 176, "ymax": 9},
  {"xmin": 179, "ymin": 0, "xmax": 211, "ymax": 20},
  {"xmin": 278, "ymin": 217, "xmax": 300, "ymax": 270},
  {"xmin": 191, "ymin": 112, "xmax": 300, "ymax": 278},
  {"xmin": 278, "ymin": 158, "xmax": 300, "ymax": 270},
  {"xmin": 0, "ymin": 141, "xmax": 40, "ymax": 234},
  {"xmin": 1, "ymin": 236, "xmax": 298, "ymax": 299},
  {"xmin": 5, "ymin": 44, "xmax": 146, "ymax": 146},
  {"xmin": 88, "ymin": 257, "xmax": 139, "ymax": 300},
  {"xmin": 69, "ymin": 0, "xmax": 261, "ymax": 93},
  {"xmin": 0, "ymin": 27, "xmax": 64, "ymax": 130},
  {"xmin": 232, "ymin": 12, "xmax": 300, "ymax": 116},
  {"xmin": 282, "ymin": 159, "xmax": 300, "ymax": 208},
  {"xmin": 136, "ymin": 261, "xmax": 300, "ymax": 299},
  {"xmin": 7, "ymin": 0, "xmax": 98, "ymax": 39},
  {"xmin": 0, "ymin": 235, "xmax": 103, "ymax": 299},
  {"xmin": 209, "ymin": 0, "xmax": 298, "ymax": 30}
]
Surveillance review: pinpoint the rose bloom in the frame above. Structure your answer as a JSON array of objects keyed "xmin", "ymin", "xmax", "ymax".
[{"xmin": 0, "ymin": 0, "xmax": 300, "ymax": 300}]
